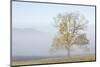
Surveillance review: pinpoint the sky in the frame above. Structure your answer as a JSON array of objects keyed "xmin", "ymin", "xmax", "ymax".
[{"xmin": 12, "ymin": 1, "xmax": 95, "ymax": 34}]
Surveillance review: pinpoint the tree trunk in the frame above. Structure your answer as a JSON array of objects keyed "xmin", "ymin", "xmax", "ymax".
[{"xmin": 67, "ymin": 47, "xmax": 71, "ymax": 57}]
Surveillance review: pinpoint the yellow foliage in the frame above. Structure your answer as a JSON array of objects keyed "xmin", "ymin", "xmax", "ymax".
[{"xmin": 52, "ymin": 13, "xmax": 88, "ymax": 49}]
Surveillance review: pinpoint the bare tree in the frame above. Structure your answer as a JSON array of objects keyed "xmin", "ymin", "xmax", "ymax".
[{"xmin": 51, "ymin": 13, "xmax": 89, "ymax": 57}]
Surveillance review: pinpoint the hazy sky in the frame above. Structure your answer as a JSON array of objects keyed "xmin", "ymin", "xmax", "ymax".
[{"xmin": 12, "ymin": 1, "xmax": 95, "ymax": 34}]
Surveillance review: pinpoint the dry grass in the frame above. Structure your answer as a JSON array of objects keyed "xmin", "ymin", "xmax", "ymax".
[{"xmin": 12, "ymin": 54, "xmax": 95, "ymax": 66}]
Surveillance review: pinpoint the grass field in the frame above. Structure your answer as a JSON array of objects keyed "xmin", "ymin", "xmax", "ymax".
[{"xmin": 12, "ymin": 54, "xmax": 95, "ymax": 66}]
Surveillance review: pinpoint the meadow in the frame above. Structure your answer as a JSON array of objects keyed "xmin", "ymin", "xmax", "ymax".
[{"xmin": 12, "ymin": 54, "xmax": 95, "ymax": 66}]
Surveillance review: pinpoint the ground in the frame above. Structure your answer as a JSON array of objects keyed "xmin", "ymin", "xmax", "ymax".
[{"xmin": 12, "ymin": 54, "xmax": 95, "ymax": 66}]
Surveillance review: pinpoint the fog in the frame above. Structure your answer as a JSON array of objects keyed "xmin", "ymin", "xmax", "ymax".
[
  {"xmin": 12, "ymin": 27, "xmax": 95, "ymax": 58},
  {"xmin": 12, "ymin": 2, "xmax": 95, "ymax": 60}
]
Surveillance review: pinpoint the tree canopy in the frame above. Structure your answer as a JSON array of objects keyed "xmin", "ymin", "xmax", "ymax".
[{"xmin": 51, "ymin": 13, "xmax": 89, "ymax": 50}]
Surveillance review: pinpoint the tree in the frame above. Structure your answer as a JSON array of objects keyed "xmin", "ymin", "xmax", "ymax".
[{"xmin": 51, "ymin": 13, "xmax": 89, "ymax": 57}]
